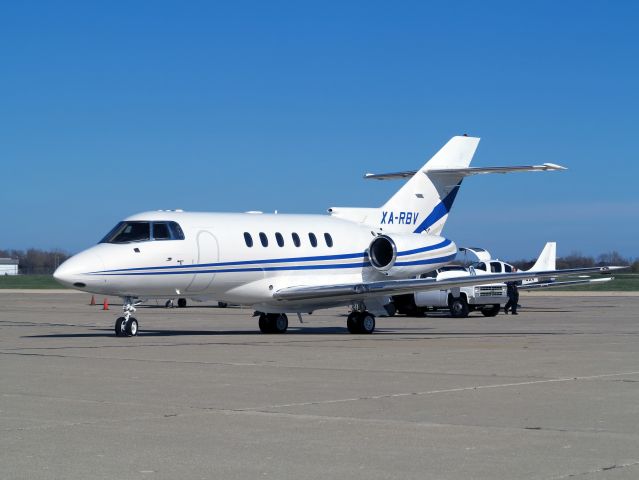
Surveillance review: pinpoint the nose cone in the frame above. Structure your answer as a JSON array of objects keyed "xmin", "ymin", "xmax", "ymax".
[{"xmin": 54, "ymin": 250, "xmax": 104, "ymax": 290}]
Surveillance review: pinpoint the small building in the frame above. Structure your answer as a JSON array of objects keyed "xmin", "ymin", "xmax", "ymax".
[{"xmin": 0, "ymin": 258, "xmax": 19, "ymax": 275}]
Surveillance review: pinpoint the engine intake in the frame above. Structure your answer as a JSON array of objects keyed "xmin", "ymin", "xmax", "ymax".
[
  {"xmin": 369, "ymin": 235, "xmax": 397, "ymax": 271},
  {"xmin": 367, "ymin": 233, "xmax": 457, "ymax": 278}
]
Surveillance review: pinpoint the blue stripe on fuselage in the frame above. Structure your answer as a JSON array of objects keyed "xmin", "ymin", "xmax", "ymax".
[
  {"xmin": 92, "ymin": 253, "xmax": 456, "ymax": 276},
  {"xmin": 89, "ymin": 239, "xmax": 452, "ymax": 274}
]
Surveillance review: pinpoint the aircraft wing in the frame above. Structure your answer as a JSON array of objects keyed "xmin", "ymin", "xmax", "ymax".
[
  {"xmin": 273, "ymin": 266, "xmax": 623, "ymax": 302},
  {"xmin": 363, "ymin": 163, "xmax": 566, "ymax": 180},
  {"xmin": 519, "ymin": 277, "xmax": 613, "ymax": 290}
]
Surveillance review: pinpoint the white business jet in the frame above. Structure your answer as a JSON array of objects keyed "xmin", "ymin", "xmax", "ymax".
[{"xmin": 53, "ymin": 136, "xmax": 618, "ymax": 336}]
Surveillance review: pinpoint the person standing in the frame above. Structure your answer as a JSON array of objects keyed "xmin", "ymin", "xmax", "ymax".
[{"xmin": 504, "ymin": 277, "xmax": 520, "ymax": 315}]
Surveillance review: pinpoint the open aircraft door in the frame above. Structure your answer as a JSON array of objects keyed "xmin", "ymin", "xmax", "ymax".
[{"xmin": 458, "ymin": 247, "xmax": 492, "ymax": 264}]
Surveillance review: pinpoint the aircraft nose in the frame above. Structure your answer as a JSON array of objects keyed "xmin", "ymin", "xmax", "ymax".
[{"xmin": 54, "ymin": 251, "xmax": 104, "ymax": 289}]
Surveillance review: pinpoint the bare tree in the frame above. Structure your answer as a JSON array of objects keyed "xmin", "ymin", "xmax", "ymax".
[{"xmin": 0, "ymin": 249, "xmax": 71, "ymax": 274}]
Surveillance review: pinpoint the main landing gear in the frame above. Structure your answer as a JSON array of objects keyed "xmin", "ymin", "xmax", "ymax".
[
  {"xmin": 164, "ymin": 298, "xmax": 187, "ymax": 308},
  {"xmin": 255, "ymin": 308, "xmax": 376, "ymax": 335},
  {"xmin": 346, "ymin": 311, "xmax": 376, "ymax": 334},
  {"xmin": 258, "ymin": 313, "xmax": 289, "ymax": 334},
  {"xmin": 115, "ymin": 297, "xmax": 139, "ymax": 337}
]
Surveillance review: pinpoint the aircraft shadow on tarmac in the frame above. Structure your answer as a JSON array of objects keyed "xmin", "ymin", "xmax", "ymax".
[
  {"xmin": 24, "ymin": 327, "xmax": 583, "ymax": 338},
  {"xmin": 395, "ymin": 308, "xmax": 581, "ymax": 317}
]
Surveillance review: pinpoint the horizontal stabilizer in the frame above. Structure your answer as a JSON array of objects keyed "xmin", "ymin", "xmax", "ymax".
[{"xmin": 364, "ymin": 163, "xmax": 566, "ymax": 180}]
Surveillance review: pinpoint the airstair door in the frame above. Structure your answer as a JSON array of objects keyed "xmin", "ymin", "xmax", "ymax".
[{"xmin": 185, "ymin": 230, "xmax": 219, "ymax": 293}]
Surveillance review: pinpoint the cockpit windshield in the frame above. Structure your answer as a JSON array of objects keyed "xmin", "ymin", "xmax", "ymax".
[{"xmin": 100, "ymin": 221, "xmax": 185, "ymax": 244}]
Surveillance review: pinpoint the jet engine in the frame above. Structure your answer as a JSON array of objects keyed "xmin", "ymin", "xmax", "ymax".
[{"xmin": 368, "ymin": 234, "xmax": 456, "ymax": 278}]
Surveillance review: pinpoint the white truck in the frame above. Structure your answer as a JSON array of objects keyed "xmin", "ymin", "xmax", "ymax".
[{"xmin": 393, "ymin": 263, "xmax": 507, "ymax": 318}]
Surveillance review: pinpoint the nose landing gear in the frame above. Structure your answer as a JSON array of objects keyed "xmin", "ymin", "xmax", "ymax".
[{"xmin": 115, "ymin": 297, "xmax": 139, "ymax": 337}]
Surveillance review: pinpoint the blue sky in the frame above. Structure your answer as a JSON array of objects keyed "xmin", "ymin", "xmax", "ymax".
[{"xmin": 1, "ymin": 1, "xmax": 638, "ymax": 259}]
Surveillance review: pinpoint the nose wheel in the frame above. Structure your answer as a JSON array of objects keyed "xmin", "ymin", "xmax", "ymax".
[
  {"xmin": 115, "ymin": 317, "xmax": 138, "ymax": 337},
  {"xmin": 115, "ymin": 297, "xmax": 140, "ymax": 337}
]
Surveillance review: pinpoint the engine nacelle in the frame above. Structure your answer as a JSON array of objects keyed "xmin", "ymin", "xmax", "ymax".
[{"xmin": 368, "ymin": 233, "xmax": 457, "ymax": 278}]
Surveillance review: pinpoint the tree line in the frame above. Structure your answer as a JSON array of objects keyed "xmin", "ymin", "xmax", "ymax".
[
  {"xmin": 510, "ymin": 251, "xmax": 639, "ymax": 273},
  {"xmin": 0, "ymin": 249, "xmax": 71, "ymax": 275},
  {"xmin": 1, "ymin": 248, "xmax": 638, "ymax": 275}
]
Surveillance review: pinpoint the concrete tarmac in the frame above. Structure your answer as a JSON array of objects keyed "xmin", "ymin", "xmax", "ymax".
[{"xmin": 1, "ymin": 291, "xmax": 639, "ymax": 479}]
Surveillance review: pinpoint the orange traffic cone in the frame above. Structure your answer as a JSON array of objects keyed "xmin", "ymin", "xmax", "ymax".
[
  {"xmin": 90, "ymin": 295, "xmax": 96, "ymax": 306},
  {"xmin": 103, "ymin": 298, "xmax": 109, "ymax": 310}
]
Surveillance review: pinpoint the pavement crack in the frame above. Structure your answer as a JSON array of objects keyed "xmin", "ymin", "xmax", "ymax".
[
  {"xmin": 551, "ymin": 460, "xmax": 639, "ymax": 478},
  {"xmin": 243, "ymin": 371, "xmax": 639, "ymax": 411}
]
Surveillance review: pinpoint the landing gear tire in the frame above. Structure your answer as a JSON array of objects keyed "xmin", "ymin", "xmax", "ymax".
[
  {"xmin": 481, "ymin": 304, "xmax": 500, "ymax": 317},
  {"xmin": 125, "ymin": 317, "xmax": 138, "ymax": 336},
  {"xmin": 115, "ymin": 317, "xmax": 125, "ymax": 336},
  {"xmin": 272, "ymin": 314, "xmax": 288, "ymax": 333},
  {"xmin": 165, "ymin": 300, "xmax": 174, "ymax": 308},
  {"xmin": 450, "ymin": 297, "xmax": 469, "ymax": 318},
  {"xmin": 218, "ymin": 302, "xmax": 228, "ymax": 308},
  {"xmin": 359, "ymin": 313, "xmax": 375, "ymax": 334},
  {"xmin": 347, "ymin": 312, "xmax": 375, "ymax": 334},
  {"xmin": 258, "ymin": 314, "xmax": 270, "ymax": 333},
  {"xmin": 117, "ymin": 297, "xmax": 139, "ymax": 338},
  {"xmin": 177, "ymin": 298, "xmax": 187, "ymax": 308},
  {"xmin": 347, "ymin": 312, "xmax": 359, "ymax": 333},
  {"xmin": 258, "ymin": 313, "xmax": 288, "ymax": 334}
]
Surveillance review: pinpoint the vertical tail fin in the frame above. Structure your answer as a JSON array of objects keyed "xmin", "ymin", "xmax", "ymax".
[
  {"xmin": 529, "ymin": 242, "xmax": 557, "ymax": 272},
  {"xmin": 380, "ymin": 136, "xmax": 480, "ymax": 235}
]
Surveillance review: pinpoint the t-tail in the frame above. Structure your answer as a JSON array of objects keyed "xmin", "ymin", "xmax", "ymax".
[
  {"xmin": 329, "ymin": 135, "xmax": 480, "ymax": 235},
  {"xmin": 378, "ymin": 136, "xmax": 480, "ymax": 235},
  {"xmin": 328, "ymin": 135, "xmax": 566, "ymax": 235}
]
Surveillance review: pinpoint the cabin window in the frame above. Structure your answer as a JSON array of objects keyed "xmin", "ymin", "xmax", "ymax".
[
  {"xmin": 504, "ymin": 264, "xmax": 513, "ymax": 272},
  {"xmin": 244, "ymin": 232, "xmax": 253, "ymax": 247},
  {"xmin": 259, "ymin": 232, "xmax": 268, "ymax": 247},
  {"xmin": 153, "ymin": 222, "xmax": 171, "ymax": 240},
  {"xmin": 490, "ymin": 262, "xmax": 502, "ymax": 273},
  {"xmin": 475, "ymin": 262, "xmax": 487, "ymax": 271},
  {"xmin": 324, "ymin": 233, "xmax": 333, "ymax": 248},
  {"xmin": 308, "ymin": 233, "xmax": 317, "ymax": 247},
  {"xmin": 292, "ymin": 233, "xmax": 301, "ymax": 247},
  {"xmin": 275, "ymin": 232, "xmax": 284, "ymax": 247}
]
